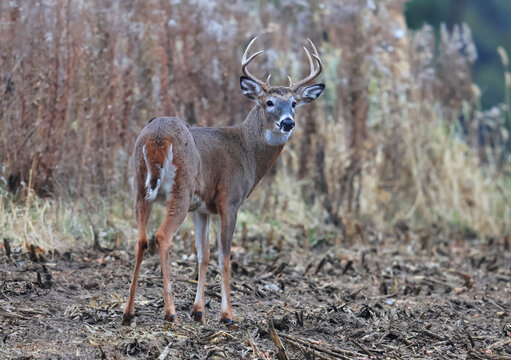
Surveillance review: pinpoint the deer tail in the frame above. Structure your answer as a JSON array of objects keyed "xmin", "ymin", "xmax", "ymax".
[{"xmin": 142, "ymin": 140, "xmax": 174, "ymax": 201}]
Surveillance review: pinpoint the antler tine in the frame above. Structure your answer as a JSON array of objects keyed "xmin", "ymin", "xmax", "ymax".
[
  {"xmin": 307, "ymin": 38, "xmax": 321, "ymax": 61},
  {"xmin": 241, "ymin": 37, "xmax": 270, "ymax": 91},
  {"xmin": 241, "ymin": 37, "xmax": 258, "ymax": 63},
  {"xmin": 306, "ymin": 38, "xmax": 323, "ymax": 68},
  {"xmin": 303, "ymin": 46, "xmax": 315, "ymax": 73},
  {"xmin": 242, "ymin": 50, "xmax": 264, "ymax": 66},
  {"xmin": 290, "ymin": 38, "xmax": 323, "ymax": 91}
]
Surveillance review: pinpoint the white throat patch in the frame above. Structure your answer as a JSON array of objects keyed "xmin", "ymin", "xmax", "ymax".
[{"xmin": 265, "ymin": 129, "xmax": 292, "ymax": 146}]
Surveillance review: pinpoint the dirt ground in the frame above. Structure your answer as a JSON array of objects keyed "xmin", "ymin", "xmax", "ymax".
[{"xmin": 0, "ymin": 231, "xmax": 510, "ymax": 360}]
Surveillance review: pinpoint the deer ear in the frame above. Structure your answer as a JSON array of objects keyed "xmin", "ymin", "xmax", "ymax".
[
  {"xmin": 240, "ymin": 76, "xmax": 264, "ymax": 101},
  {"xmin": 295, "ymin": 84, "xmax": 325, "ymax": 105}
]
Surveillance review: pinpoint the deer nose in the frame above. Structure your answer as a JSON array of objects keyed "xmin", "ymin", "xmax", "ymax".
[{"xmin": 280, "ymin": 118, "xmax": 295, "ymax": 132}]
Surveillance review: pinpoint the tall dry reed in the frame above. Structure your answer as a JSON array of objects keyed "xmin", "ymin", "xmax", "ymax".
[{"xmin": 1, "ymin": 0, "xmax": 509, "ymax": 242}]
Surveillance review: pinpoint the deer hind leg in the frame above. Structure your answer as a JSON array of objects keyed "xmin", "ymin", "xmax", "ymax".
[
  {"xmin": 122, "ymin": 197, "xmax": 152, "ymax": 325},
  {"xmin": 191, "ymin": 212, "xmax": 210, "ymax": 323},
  {"xmin": 156, "ymin": 191, "xmax": 190, "ymax": 324}
]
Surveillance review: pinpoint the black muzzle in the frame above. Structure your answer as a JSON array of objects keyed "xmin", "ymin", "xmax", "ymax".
[{"xmin": 280, "ymin": 119, "xmax": 295, "ymax": 132}]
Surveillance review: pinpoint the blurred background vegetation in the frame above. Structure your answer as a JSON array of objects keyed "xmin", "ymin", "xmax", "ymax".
[
  {"xmin": 406, "ymin": 0, "xmax": 511, "ymax": 109},
  {"xmin": 1, "ymin": 0, "xmax": 510, "ymax": 250}
]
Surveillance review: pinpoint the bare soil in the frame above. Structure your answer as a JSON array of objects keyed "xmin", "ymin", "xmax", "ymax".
[{"xmin": 0, "ymin": 233, "xmax": 510, "ymax": 359}]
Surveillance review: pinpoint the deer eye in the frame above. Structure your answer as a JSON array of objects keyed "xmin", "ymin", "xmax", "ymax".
[
  {"xmin": 266, "ymin": 100, "xmax": 274, "ymax": 107},
  {"xmin": 292, "ymin": 101, "xmax": 297, "ymax": 108}
]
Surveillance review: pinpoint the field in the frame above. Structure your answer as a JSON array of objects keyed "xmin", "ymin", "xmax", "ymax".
[
  {"xmin": 1, "ymin": 0, "xmax": 511, "ymax": 359},
  {"xmin": 1, "ymin": 231, "xmax": 510, "ymax": 359}
]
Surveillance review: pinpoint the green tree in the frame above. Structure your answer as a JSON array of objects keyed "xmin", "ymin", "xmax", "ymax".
[{"xmin": 405, "ymin": 0, "xmax": 511, "ymax": 109}]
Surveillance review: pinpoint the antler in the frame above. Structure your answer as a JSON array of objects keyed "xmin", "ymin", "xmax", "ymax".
[
  {"xmin": 288, "ymin": 38, "xmax": 323, "ymax": 91},
  {"xmin": 241, "ymin": 37, "xmax": 271, "ymax": 92}
]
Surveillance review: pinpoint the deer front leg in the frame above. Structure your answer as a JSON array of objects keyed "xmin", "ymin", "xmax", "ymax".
[
  {"xmin": 191, "ymin": 212, "xmax": 210, "ymax": 323},
  {"xmin": 217, "ymin": 207, "xmax": 238, "ymax": 323},
  {"xmin": 122, "ymin": 198, "xmax": 151, "ymax": 325}
]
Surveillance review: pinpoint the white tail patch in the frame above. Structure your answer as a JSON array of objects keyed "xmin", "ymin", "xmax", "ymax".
[
  {"xmin": 143, "ymin": 144, "xmax": 177, "ymax": 202},
  {"xmin": 143, "ymin": 145, "xmax": 158, "ymax": 201}
]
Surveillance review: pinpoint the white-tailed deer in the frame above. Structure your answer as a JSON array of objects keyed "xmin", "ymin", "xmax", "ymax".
[{"xmin": 122, "ymin": 37, "xmax": 324, "ymax": 325}]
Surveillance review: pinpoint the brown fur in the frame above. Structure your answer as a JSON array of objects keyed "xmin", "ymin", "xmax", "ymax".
[
  {"xmin": 122, "ymin": 106, "xmax": 286, "ymax": 324},
  {"xmin": 122, "ymin": 91, "xmax": 325, "ymax": 324},
  {"xmin": 123, "ymin": 39, "xmax": 324, "ymax": 325}
]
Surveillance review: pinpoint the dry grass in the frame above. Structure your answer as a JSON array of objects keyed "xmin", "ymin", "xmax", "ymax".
[
  {"xmin": 0, "ymin": 185, "xmax": 135, "ymax": 251},
  {"xmin": 1, "ymin": 0, "xmax": 510, "ymax": 248}
]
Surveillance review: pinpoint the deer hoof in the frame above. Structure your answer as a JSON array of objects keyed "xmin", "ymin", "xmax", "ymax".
[
  {"xmin": 220, "ymin": 317, "xmax": 233, "ymax": 324},
  {"xmin": 191, "ymin": 310, "xmax": 204, "ymax": 323},
  {"xmin": 121, "ymin": 313, "xmax": 134, "ymax": 326},
  {"xmin": 165, "ymin": 313, "xmax": 179, "ymax": 324}
]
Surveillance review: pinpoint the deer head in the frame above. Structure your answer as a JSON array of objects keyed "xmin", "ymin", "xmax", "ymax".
[{"xmin": 240, "ymin": 37, "xmax": 325, "ymax": 146}]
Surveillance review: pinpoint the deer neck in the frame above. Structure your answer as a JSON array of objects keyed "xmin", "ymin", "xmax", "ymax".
[{"xmin": 241, "ymin": 105, "xmax": 285, "ymax": 188}]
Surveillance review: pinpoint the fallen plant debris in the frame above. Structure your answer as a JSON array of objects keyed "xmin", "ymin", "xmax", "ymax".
[
  {"xmin": 0, "ymin": 232, "xmax": 510, "ymax": 359},
  {"xmin": 268, "ymin": 319, "xmax": 289, "ymax": 360}
]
